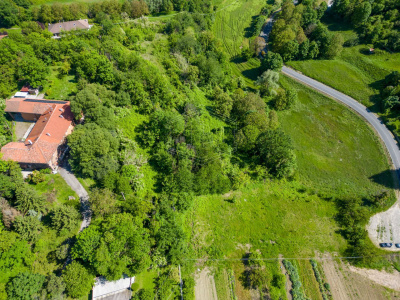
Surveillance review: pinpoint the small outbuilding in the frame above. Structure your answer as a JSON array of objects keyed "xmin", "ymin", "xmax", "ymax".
[{"xmin": 92, "ymin": 276, "xmax": 135, "ymax": 300}]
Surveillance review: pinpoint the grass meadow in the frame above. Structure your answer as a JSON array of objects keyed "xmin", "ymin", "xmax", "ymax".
[
  {"xmin": 184, "ymin": 74, "xmax": 396, "ymax": 299},
  {"xmin": 279, "ymin": 76, "xmax": 395, "ymax": 198}
]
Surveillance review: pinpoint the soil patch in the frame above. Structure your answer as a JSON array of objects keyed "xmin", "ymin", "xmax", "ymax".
[
  {"xmin": 320, "ymin": 253, "xmax": 400, "ymax": 300},
  {"xmin": 367, "ymin": 202, "xmax": 400, "ymax": 251},
  {"xmin": 195, "ymin": 267, "xmax": 218, "ymax": 300},
  {"xmin": 348, "ymin": 265, "xmax": 400, "ymax": 292},
  {"xmin": 279, "ymin": 254, "xmax": 292, "ymax": 300}
]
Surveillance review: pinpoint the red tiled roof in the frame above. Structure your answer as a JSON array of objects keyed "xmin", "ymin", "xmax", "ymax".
[
  {"xmin": 1, "ymin": 100, "xmax": 74, "ymax": 165},
  {"xmin": 20, "ymin": 85, "xmax": 30, "ymax": 92},
  {"xmin": 5, "ymin": 98, "xmax": 69, "ymax": 115}
]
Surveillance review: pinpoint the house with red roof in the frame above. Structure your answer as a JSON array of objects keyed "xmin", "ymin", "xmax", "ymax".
[{"xmin": 1, "ymin": 98, "xmax": 74, "ymax": 170}]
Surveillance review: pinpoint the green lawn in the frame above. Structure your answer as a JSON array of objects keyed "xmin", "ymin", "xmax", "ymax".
[
  {"xmin": 31, "ymin": 173, "xmax": 80, "ymax": 209},
  {"xmin": 43, "ymin": 67, "xmax": 77, "ymax": 101},
  {"xmin": 279, "ymin": 76, "xmax": 395, "ymax": 198},
  {"xmin": 132, "ymin": 269, "xmax": 157, "ymax": 293}
]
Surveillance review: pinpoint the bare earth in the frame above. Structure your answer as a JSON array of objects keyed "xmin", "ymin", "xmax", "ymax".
[
  {"xmin": 348, "ymin": 265, "xmax": 400, "ymax": 292},
  {"xmin": 195, "ymin": 267, "xmax": 218, "ymax": 300},
  {"xmin": 368, "ymin": 201, "xmax": 400, "ymax": 251},
  {"xmin": 279, "ymin": 255, "xmax": 292, "ymax": 300},
  {"xmin": 320, "ymin": 253, "xmax": 400, "ymax": 300}
]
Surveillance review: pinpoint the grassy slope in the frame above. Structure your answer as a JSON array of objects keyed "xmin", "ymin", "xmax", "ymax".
[
  {"xmin": 212, "ymin": 0, "xmax": 264, "ymax": 87},
  {"xmin": 187, "ymin": 79, "xmax": 395, "ymax": 259},
  {"xmin": 279, "ymin": 76, "xmax": 394, "ymax": 197},
  {"xmin": 286, "ymin": 19, "xmax": 400, "ymax": 110}
]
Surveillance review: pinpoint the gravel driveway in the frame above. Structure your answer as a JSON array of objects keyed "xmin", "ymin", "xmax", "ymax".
[{"xmin": 58, "ymin": 163, "xmax": 91, "ymax": 232}]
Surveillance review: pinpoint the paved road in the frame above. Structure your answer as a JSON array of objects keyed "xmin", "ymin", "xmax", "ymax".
[
  {"xmin": 58, "ymin": 163, "xmax": 91, "ymax": 232},
  {"xmin": 282, "ymin": 66, "xmax": 400, "ymax": 182},
  {"xmin": 259, "ymin": 9, "xmax": 280, "ymax": 52}
]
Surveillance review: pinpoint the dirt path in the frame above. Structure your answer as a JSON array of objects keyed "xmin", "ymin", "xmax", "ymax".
[
  {"xmin": 278, "ymin": 255, "xmax": 292, "ymax": 300},
  {"xmin": 320, "ymin": 254, "xmax": 353, "ymax": 300},
  {"xmin": 320, "ymin": 253, "xmax": 400, "ymax": 300},
  {"xmin": 195, "ymin": 267, "xmax": 218, "ymax": 300},
  {"xmin": 348, "ymin": 265, "xmax": 400, "ymax": 292}
]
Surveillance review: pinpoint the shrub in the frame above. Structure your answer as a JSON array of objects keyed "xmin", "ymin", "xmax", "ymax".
[
  {"xmin": 324, "ymin": 282, "xmax": 330, "ymax": 291},
  {"xmin": 27, "ymin": 170, "xmax": 45, "ymax": 184},
  {"xmin": 131, "ymin": 282, "xmax": 140, "ymax": 292}
]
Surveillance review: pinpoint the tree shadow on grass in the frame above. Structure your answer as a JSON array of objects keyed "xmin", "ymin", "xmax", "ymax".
[
  {"xmin": 242, "ymin": 67, "xmax": 261, "ymax": 83},
  {"xmin": 321, "ymin": 15, "xmax": 353, "ymax": 32},
  {"xmin": 244, "ymin": 15, "xmax": 260, "ymax": 39},
  {"xmin": 239, "ymin": 253, "xmax": 251, "ymax": 289},
  {"xmin": 369, "ymin": 169, "xmax": 398, "ymax": 190}
]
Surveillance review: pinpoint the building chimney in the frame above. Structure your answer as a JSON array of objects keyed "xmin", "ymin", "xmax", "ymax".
[
  {"xmin": 27, "ymin": 140, "xmax": 33, "ymax": 145},
  {"xmin": 46, "ymin": 133, "xmax": 51, "ymax": 136}
]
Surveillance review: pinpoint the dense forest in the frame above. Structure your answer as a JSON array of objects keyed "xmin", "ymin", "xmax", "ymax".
[{"xmin": 0, "ymin": 0, "xmax": 398, "ymax": 298}]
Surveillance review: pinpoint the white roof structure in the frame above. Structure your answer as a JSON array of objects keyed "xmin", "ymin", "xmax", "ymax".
[
  {"xmin": 14, "ymin": 92, "xmax": 29, "ymax": 98},
  {"xmin": 92, "ymin": 276, "xmax": 134, "ymax": 300}
]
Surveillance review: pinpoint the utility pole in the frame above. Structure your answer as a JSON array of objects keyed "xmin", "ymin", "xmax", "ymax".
[{"xmin": 179, "ymin": 264, "xmax": 183, "ymax": 300}]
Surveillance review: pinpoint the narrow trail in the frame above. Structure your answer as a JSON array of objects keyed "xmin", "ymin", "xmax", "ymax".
[{"xmin": 259, "ymin": 13, "xmax": 400, "ymax": 250}]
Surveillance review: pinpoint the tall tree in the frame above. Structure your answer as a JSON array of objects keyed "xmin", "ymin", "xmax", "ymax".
[
  {"xmin": 256, "ymin": 130, "xmax": 297, "ymax": 178},
  {"xmin": 63, "ymin": 262, "xmax": 94, "ymax": 298},
  {"xmin": 6, "ymin": 272, "xmax": 45, "ymax": 300}
]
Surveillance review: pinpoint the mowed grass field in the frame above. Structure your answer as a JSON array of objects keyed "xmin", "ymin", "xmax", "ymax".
[
  {"xmin": 212, "ymin": 0, "xmax": 265, "ymax": 87},
  {"xmin": 287, "ymin": 19, "xmax": 400, "ymax": 111}
]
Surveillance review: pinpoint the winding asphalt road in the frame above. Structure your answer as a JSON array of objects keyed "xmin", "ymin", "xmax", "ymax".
[
  {"xmin": 260, "ymin": 14, "xmax": 400, "ymax": 184},
  {"xmin": 260, "ymin": 14, "xmax": 400, "ymax": 248},
  {"xmin": 282, "ymin": 66, "xmax": 400, "ymax": 181}
]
